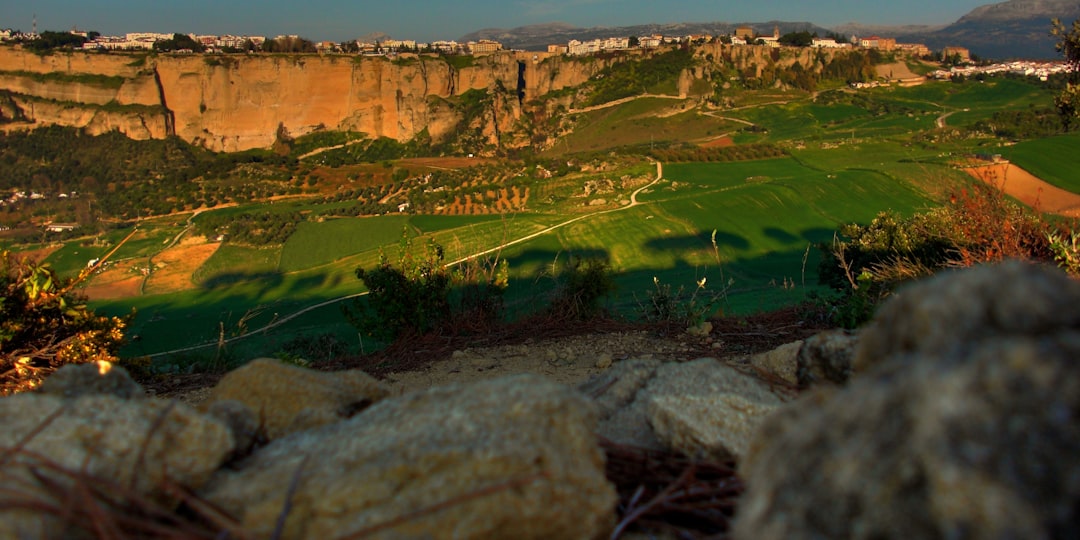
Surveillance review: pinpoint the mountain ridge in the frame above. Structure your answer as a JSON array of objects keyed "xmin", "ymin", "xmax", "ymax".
[{"xmin": 458, "ymin": 0, "xmax": 1079, "ymax": 59}]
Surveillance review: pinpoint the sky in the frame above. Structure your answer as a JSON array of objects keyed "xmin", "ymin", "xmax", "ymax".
[{"xmin": 2, "ymin": 0, "xmax": 994, "ymax": 43}]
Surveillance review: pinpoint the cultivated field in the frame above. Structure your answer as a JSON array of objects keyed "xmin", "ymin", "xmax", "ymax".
[{"xmin": 52, "ymin": 75, "xmax": 1071, "ymax": 361}]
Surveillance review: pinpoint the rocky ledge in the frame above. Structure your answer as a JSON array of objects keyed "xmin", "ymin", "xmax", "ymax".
[{"xmin": 2, "ymin": 260, "xmax": 1078, "ymax": 538}]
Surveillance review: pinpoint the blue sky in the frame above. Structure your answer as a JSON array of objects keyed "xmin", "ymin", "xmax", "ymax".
[{"xmin": 2, "ymin": 0, "xmax": 992, "ymax": 42}]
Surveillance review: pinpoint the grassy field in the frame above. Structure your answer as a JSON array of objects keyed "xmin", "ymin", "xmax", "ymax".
[
  {"xmin": 67, "ymin": 74, "xmax": 1070, "ymax": 363},
  {"xmin": 1001, "ymin": 132, "xmax": 1080, "ymax": 194},
  {"xmin": 551, "ymin": 98, "xmax": 744, "ymax": 154},
  {"xmin": 279, "ymin": 215, "xmax": 412, "ymax": 272}
]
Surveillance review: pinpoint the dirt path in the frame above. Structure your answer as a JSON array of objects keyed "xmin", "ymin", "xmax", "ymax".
[
  {"xmin": 966, "ymin": 163, "xmax": 1080, "ymax": 217},
  {"xmin": 567, "ymin": 94, "xmax": 682, "ymax": 114}
]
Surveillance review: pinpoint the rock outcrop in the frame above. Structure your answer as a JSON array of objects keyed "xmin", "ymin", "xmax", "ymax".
[
  {"xmin": 201, "ymin": 374, "xmax": 615, "ymax": 539},
  {"xmin": 583, "ymin": 357, "xmax": 785, "ymax": 461},
  {"xmin": 1, "ymin": 45, "xmax": 861, "ymax": 152},
  {"xmin": 0, "ymin": 389, "xmax": 235, "ymax": 538},
  {"xmin": 201, "ymin": 357, "xmax": 390, "ymax": 440},
  {"xmin": 735, "ymin": 261, "xmax": 1080, "ymax": 539}
]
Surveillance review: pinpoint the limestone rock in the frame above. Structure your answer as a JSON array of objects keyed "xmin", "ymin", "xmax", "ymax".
[
  {"xmin": 580, "ymin": 357, "xmax": 786, "ymax": 459},
  {"xmin": 201, "ymin": 374, "xmax": 615, "ymax": 540},
  {"xmin": 579, "ymin": 358, "xmax": 665, "ymax": 450},
  {"xmin": 795, "ymin": 329, "xmax": 857, "ymax": 388},
  {"xmin": 37, "ymin": 361, "xmax": 144, "ymax": 399},
  {"xmin": 686, "ymin": 321, "xmax": 713, "ymax": 337},
  {"xmin": 0, "ymin": 393, "xmax": 235, "ymax": 539},
  {"xmin": 748, "ymin": 340, "xmax": 802, "ymax": 385},
  {"xmin": 855, "ymin": 260, "xmax": 1080, "ymax": 371},
  {"xmin": 201, "ymin": 358, "xmax": 390, "ymax": 440},
  {"xmin": 646, "ymin": 358, "xmax": 784, "ymax": 461},
  {"xmin": 735, "ymin": 262, "xmax": 1080, "ymax": 539}
]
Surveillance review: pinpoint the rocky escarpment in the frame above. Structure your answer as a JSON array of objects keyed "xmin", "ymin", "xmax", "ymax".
[
  {"xmin": 0, "ymin": 44, "xmax": 861, "ymax": 152},
  {"xmin": 0, "ymin": 48, "xmax": 616, "ymax": 152}
]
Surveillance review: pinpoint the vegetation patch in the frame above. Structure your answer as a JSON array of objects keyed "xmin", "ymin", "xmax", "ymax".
[{"xmin": 0, "ymin": 69, "xmax": 128, "ymax": 89}]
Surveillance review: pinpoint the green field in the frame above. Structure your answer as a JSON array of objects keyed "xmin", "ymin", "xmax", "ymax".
[
  {"xmin": 64, "ymin": 74, "xmax": 1072, "ymax": 363},
  {"xmin": 1002, "ymin": 132, "xmax": 1080, "ymax": 194}
]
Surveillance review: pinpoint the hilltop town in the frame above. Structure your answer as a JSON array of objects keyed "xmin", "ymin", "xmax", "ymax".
[{"xmin": 2, "ymin": 23, "xmax": 975, "ymax": 62}]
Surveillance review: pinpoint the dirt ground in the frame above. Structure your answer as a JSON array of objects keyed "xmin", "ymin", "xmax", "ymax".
[
  {"xmin": 699, "ymin": 136, "xmax": 735, "ymax": 148},
  {"xmin": 143, "ymin": 238, "xmax": 220, "ymax": 295},
  {"xmin": 966, "ymin": 163, "xmax": 1080, "ymax": 217},
  {"xmin": 876, "ymin": 61, "xmax": 923, "ymax": 82}
]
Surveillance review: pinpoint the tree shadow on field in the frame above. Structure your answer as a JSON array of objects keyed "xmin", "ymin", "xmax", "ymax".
[
  {"xmin": 644, "ymin": 231, "xmax": 749, "ymax": 253},
  {"xmin": 200, "ymin": 271, "xmax": 284, "ymax": 291},
  {"xmin": 801, "ymin": 227, "xmax": 837, "ymax": 244},
  {"xmin": 764, "ymin": 227, "xmax": 799, "ymax": 244},
  {"xmin": 504, "ymin": 247, "xmax": 611, "ymax": 273}
]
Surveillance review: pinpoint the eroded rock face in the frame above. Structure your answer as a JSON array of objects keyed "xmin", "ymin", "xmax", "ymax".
[
  {"xmin": 201, "ymin": 358, "xmax": 391, "ymax": 440},
  {"xmin": 735, "ymin": 261, "xmax": 1080, "ymax": 539},
  {"xmin": 582, "ymin": 357, "xmax": 785, "ymax": 460},
  {"xmin": 647, "ymin": 358, "xmax": 785, "ymax": 462},
  {"xmin": 0, "ymin": 392, "xmax": 235, "ymax": 539},
  {"xmin": 201, "ymin": 374, "xmax": 615, "ymax": 540}
]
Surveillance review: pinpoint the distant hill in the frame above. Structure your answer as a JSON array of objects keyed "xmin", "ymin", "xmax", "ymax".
[
  {"xmin": 459, "ymin": 0, "xmax": 1079, "ymax": 60},
  {"xmin": 894, "ymin": 0, "xmax": 1080, "ymax": 59},
  {"xmin": 459, "ymin": 21, "xmax": 833, "ymax": 51}
]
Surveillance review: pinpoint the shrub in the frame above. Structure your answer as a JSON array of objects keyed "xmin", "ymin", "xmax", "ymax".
[
  {"xmin": 636, "ymin": 275, "xmax": 728, "ymax": 326},
  {"xmin": 817, "ymin": 182, "xmax": 1061, "ymax": 328},
  {"xmin": 346, "ymin": 233, "xmax": 508, "ymax": 344},
  {"xmin": 546, "ymin": 256, "xmax": 617, "ymax": 320},
  {"xmin": 0, "ymin": 252, "xmax": 129, "ymax": 395}
]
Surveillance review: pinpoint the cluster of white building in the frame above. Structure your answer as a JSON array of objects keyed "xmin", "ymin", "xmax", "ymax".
[
  {"xmin": 76, "ymin": 32, "xmax": 267, "ymax": 52},
  {"xmin": 549, "ymin": 27, "xmax": 862, "ymax": 56},
  {"xmin": 930, "ymin": 60, "xmax": 1071, "ymax": 82},
  {"xmin": 332, "ymin": 38, "xmax": 502, "ymax": 55}
]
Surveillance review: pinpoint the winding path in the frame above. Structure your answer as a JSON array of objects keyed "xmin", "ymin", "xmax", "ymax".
[{"xmin": 148, "ymin": 161, "xmax": 665, "ymax": 358}]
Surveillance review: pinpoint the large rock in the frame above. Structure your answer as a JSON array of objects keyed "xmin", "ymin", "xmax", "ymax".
[
  {"xmin": 855, "ymin": 260, "xmax": 1080, "ymax": 371},
  {"xmin": 647, "ymin": 358, "xmax": 785, "ymax": 462},
  {"xmin": 37, "ymin": 361, "xmax": 144, "ymax": 400},
  {"xmin": 580, "ymin": 357, "xmax": 665, "ymax": 449},
  {"xmin": 795, "ymin": 329, "xmax": 857, "ymax": 388},
  {"xmin": 735, "ymin": 262, "xmax": 1080, "ymax": 539},
  {"xmin": 581, "ymin": 357, "xmax": 786, "ymax": 460},
  {"xmin": 200, "ymin": 374, "xmax": 616, "ymax": 540},
  {"xmin": 201, "ymin": 358, "xmax": 390, "ymax": 440},
  {"xmin": 0, "ymin": 392, "xmax": 235, "ymax": 539}
]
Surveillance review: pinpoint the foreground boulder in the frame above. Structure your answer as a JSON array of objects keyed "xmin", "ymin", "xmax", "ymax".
[
  {"xmin": 582, "ymin": 357, "xmax": 785, "ymax": 460},
  {"xmin": 201, "ymin": 358, "xmax": 391, "ymax": 440},
  {"xmin": 201, "ymin": 374, "xmax": 616, "ymax": 539},
  {"xmin": 0, "ymin": 391, "xmax": 235, "ymax": 538},
  {"xmin": 735, "ymin": 261, "xmax": 1080, "ymax": 539}
]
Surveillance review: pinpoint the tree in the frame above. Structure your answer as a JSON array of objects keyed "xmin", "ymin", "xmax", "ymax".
[
  {"xmin": 0, "ymin": 252, "xmax": 129, "ymax": 395},
  {"xmin": 1052, "ymin": 18, "xmax": 1080, "ymax": 130},
  {"xmin": 153, "ymin": 33, "xmax": 205, "ymax": 53}
]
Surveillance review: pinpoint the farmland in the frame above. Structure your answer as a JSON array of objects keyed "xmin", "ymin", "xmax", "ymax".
[{"xmin": 6, "ymin": 72, "xmax": 1071, "ymax": 363}]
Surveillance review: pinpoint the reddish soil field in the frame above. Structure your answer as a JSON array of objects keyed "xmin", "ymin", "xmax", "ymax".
[
  {"xmin": 143, "ymin": 241, "xmax": 221, "ymax": 295},
  {"xmin": 699, "ymin": 136, "xmax": 735, "ymax": 148},
  {"xmin": 966, "ymin": 163, "xmax": 1080, "ymax": 218}
]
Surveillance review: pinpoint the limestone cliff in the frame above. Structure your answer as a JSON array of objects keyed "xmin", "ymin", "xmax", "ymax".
[{"xmin": 0, "ymin": 45, "xmax": 856, "ymax": 152}]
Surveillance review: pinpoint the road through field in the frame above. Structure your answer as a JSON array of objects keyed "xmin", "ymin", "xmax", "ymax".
[{"xmin": 149, "ymin": 161, "xmax": 666, "ymax": 358}]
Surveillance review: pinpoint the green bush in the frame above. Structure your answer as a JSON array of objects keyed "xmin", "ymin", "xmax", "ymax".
[
  {"xmin": 817, "ymin": 183, "xmax": 1061, "ymax": 328},
  {"xmin": 0, "ymin": 252, "xmax": 129, "ymax": 395},
  {"xmin": 346, "ymin": 233, "xmax": 508, "ymax": 344},
  {"xmin": 546, "ymin": 257, "xmax": 617, "ymax": 320}
]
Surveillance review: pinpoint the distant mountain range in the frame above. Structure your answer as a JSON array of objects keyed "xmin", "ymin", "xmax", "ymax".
[{"xmin": 460, "ymin": 0, "xmax": 1080, "ymax": 60}]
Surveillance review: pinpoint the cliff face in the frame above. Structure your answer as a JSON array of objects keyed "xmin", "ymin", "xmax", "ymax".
[{"xmin": 0, "ymin": 45, "xmax": 851, "ymax": 152}]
